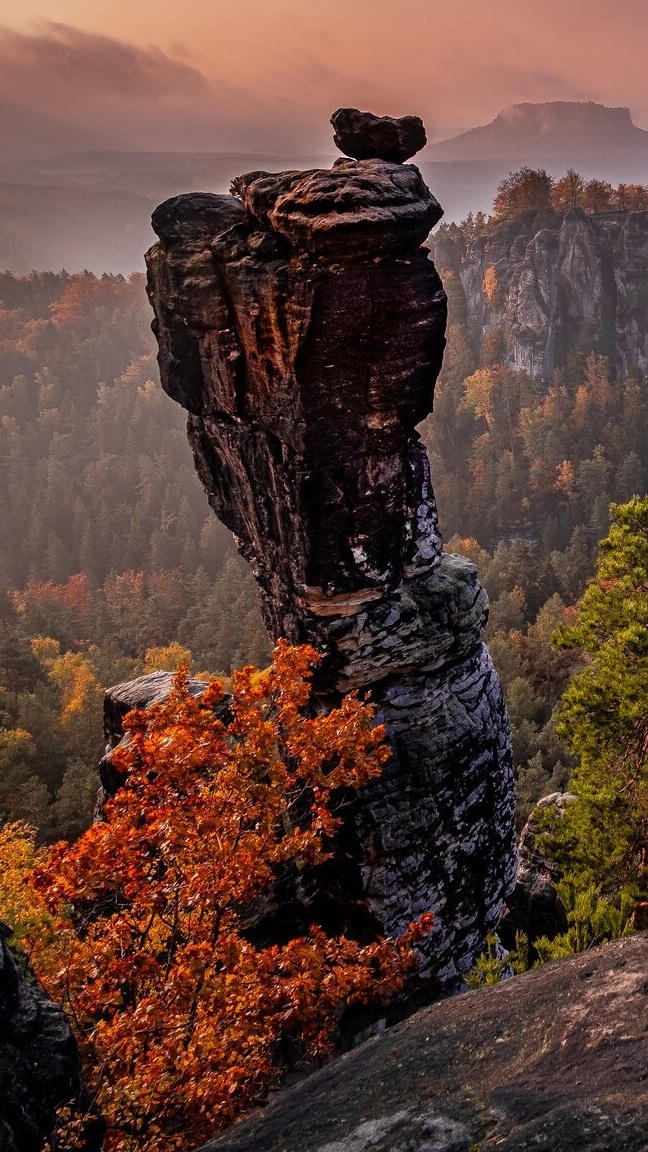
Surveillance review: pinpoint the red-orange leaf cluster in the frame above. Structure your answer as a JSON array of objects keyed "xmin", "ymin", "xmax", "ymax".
[{"xmin": 29, "ymin": 642, "xmax": 432, "ymax": 1152}]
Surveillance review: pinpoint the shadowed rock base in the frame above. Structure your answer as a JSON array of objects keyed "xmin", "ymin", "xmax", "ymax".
[
  {"xmin": 145, "ymin": 122, "xmax": 516, "ymax": 986},
  {"xmin": 0, "ymin": 926, "xmax": 103, "ymax": 1152}
]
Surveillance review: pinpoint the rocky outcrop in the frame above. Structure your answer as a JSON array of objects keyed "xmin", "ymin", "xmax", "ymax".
[
  {"xmin": 432, "ymin": 207, "xmax": 648, "ymax": 382},
  {"xmin": 99, "ymin": 670, "xmax": 211, "ymax": 801},
  {"xmin": 330, "ymin": 108, "xmax": 427, "ymax": 163},
  {"xmin": 201, "ymin": 931, "xmax": 648, "ymax": 1152},
  {"xmin": 500, "ymin": 792, "xmax": 574, "ymax": 950},
  {"xmin": 144, "ymin": 113, "xmax": 516, "ymax": 987},
  {"xmin": 0, "ymin": 925, "xmax": 101, "ymax": 1152}
]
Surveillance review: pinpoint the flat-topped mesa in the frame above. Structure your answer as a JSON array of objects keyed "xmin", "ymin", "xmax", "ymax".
[{"xmin": 145, "ymin": 113, "xmax": 516, "ymax": 987}]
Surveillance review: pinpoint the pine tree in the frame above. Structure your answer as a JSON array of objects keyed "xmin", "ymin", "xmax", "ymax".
[{"xmin": 542, "ymin": 498, "xmax": 648, "ymax": 903}]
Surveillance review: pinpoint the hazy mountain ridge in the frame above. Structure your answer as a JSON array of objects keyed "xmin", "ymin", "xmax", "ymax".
[
  {"xmin": 2, "ymin": 102, "xmax": 648, "ymax": 274},
  {"xmin": 429, "ymin": 100, "xmax": 648, "ymax": 164},
  {"xmin": 0, "ymin": 150, "xmax": 334, "ymax": 274},
  {"xmin": 0, "ymin": 150, "xmax": 335, "ymax": 195},
  {"xmin": 0, "ymin": 182, "xmax": 155, "ymax": 275}
]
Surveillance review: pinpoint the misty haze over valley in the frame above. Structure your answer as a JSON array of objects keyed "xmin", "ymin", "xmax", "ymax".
[{"xmin": 2, "ymin": 101, "xmax": 648, "ymax": 274}]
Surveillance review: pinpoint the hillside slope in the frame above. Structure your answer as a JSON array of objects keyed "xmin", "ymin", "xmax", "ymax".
[
  {"xmin": 204, "ymin": 932, "xmax": 648, "ymax": 1152},
  {"xmin": 431, "ymin": 207, "xmax": 648, "ymax": 382}
]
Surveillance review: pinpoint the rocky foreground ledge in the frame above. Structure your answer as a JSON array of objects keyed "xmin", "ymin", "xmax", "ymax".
[{"xmin": 202, "ymin": 933, "xmax": 648, "ymax": 1152}]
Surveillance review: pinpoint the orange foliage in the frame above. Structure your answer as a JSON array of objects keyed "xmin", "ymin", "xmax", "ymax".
[
  {"xmin": 482, "ymin": 265, "xmax": 498, "ymax": 303},
  {"xmin": 555, "ymin": 459, "xmax": 576, "ymax": 497},
  {"xmin": 29, "ymin": 642, "xmax": 431, "ymax": 1152},
  {"xmin": 13, "ymin": 574, "xmax": 91, "ymax": 614},
  {"xmin": 529, "ymin": 456, "xmax": 556, "ymax": 496},
  {"xmin": 49, "ymin": 277, "xmax": 133, "ymax": 328}
]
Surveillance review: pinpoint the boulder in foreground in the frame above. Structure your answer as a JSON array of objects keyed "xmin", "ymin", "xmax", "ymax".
[{"xmin": 202, "ymin": 932, "xmax": 648, "ymax": 1152}]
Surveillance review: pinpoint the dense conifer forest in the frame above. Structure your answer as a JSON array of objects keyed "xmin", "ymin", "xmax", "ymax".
[{"xmin": 0, "ymin": 271, "xmax": 270, "ymax": 840}]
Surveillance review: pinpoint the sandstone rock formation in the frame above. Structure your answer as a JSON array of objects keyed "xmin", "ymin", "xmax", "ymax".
[
  {"xmin": 144, "ymin": 114, "xmax": 516, "ymax": 987},
  {"xmin": 500, "ymin": 792, "xmax": 574, "ymax": 951},
  {"xmin": 201, "ymin": 932, "xmax": 648, "ymax": 1152},
  {"xmin": 99, "ymin": 670, "xmax": 212, "ymax": 801},
  {"xmin": 330, "ymin": 108, "xmax": 427, "ymax": 163},
  {"xmin": 431, "ymin": 206, "xmax": 648, "ymax": 382},
  {"xmin": 0, "ymin": 924, "xmax": 101, "ymax": 1152}
]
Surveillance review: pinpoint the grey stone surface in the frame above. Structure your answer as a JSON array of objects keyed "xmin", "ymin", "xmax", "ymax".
[
  {"xmin": 0, "ymin": 925, "xmax": 101, "ymax": 1152},
  {"xmin": 200, "ymin": 932, "xmax": 648, "ymax": 1152}
]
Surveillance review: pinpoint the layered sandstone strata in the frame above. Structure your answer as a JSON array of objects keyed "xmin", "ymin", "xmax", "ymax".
[
  {"xmin": 144, "ymin": 113, "xmax": 516, "ymax": 986},
  {"xmin": 431, "ymin": 206, "xmax": 648, "ymax": 382}
]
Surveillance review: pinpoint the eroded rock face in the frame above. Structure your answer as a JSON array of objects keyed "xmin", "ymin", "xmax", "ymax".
[
  {"xmin": 0, "ymin": 925, "xmax": 102, "ymax": 1152},
  {"xmin": 500, "ymin": 792, "xmax": 574, "ymax": 951},
  {"xmin": 145, "ymin": 118, "xmax": 516, "ymax": 987},
  {"xmin": 431, "ymin": 207, "xmax": 648, "ymax": 382},
  {"xmin": 99, "ymin": 671, "xmax": 211, "ymax": 801}
]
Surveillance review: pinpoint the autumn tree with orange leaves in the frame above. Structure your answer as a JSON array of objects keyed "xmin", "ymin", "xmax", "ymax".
[{"xmin": 24, "ymin": 642, "xmax": 431, "ymax": 1152}]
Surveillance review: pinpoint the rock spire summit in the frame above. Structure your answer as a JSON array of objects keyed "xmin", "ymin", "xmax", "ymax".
[{"xmin": 330, "ymin": 107, "xmax": 427, "ymax": 163}]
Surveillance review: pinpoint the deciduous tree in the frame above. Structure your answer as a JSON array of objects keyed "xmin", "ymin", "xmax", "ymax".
[
  {"xmin": 28, "ymin": 643, "xmax": 431, "ymax": 1152},
  {"xmin": 492, "ymin": 168, "xmax": 554, "ymax": 218}
]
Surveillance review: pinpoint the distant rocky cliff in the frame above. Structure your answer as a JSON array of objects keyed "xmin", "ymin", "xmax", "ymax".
[
  {"xmin": 144, "ymin": 111, "xmax": 516, "ymax": 987},
  {"xmin": 429, "ymin": 101, "xmax": 648, "ymax": 164},
  {"xmin": 432, "ymin": 207, "xmax": 648, "ymax": 382}
]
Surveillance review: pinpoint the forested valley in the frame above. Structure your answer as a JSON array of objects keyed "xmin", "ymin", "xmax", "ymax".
[
  {"xmin": 0, "ymin": 271, "xmax": 270, "ymax": 841},
  {"xmin": 1, "ymin": 160, "xmax": 648, "ymax": 1152},
  {"xmin": 1, "ymin": 221, "xmax": 648, "ymax": 844}
]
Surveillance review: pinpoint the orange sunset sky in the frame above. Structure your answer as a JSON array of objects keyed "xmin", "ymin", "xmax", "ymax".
[{"xmin": 0, "ymin": 0, "xmax": 646, "ymax": 158}]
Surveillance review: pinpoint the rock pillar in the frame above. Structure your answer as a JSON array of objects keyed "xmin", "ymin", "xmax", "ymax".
[{"xmin": 145, "ymin": 112, "xmax": 516, "ymax": 987}]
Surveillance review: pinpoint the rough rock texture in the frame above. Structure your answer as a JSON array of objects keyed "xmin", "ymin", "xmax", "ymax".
[
  {"xmin": 230, "ymin": 160, "xmax": 440, "ymax": 257},
  {"xmin": 202, "ymin": 932, "xmax": 648, "ymax": 1152},
  {"xmin": 145, "ymin": 130, "xmax": 516, "ymax": 986},
  {"xmin": 500, "ymin": 792, "xmax": 574, "ymax": 950},
  {"xmin": 0, "ymin": 925, "xmax": 101, "ymax": 1152},
  {"xmin": 99, "ymin": 670, "xmax": 211, "ymax": 799},
  {"xmin": 431, "ymin": 207, "xmax": 648, "ymax": 382},
  {"xmin": 330, "ymin": 108, "xmax": 427, "ymax": 163}
]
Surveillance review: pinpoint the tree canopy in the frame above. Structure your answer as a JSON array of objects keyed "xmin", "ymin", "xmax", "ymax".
[
  {"xmin": 491, "ymin": 167, "xmax": 648, "ymax": 220},
  {"xmin": 542, "ymin": 498, "xmax": 648, "ymax": 902},
  {"xmin": 6, "ymin": 643, "xmax": 431, "ymax": 1152}
]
